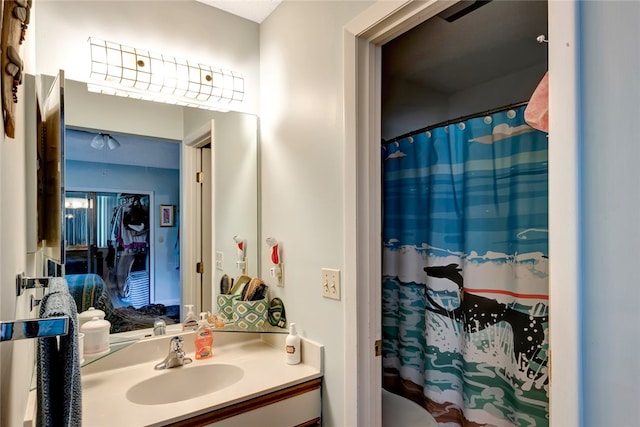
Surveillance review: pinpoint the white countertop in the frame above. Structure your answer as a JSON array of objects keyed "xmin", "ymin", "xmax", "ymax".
[{"xmin": 25, "ymin": 331, "xmax": 323, "ymax": 427}]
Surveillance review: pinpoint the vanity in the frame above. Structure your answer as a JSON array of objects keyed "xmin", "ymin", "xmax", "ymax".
[
  {"xmin": 24, "ymin": 328, "xmax": 323, "ymax": 426},
  {"xmin": 24, "ymin": 69, "xmax": 316, "ymax": 426}
]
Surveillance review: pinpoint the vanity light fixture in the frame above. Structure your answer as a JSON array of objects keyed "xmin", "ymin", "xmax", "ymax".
[
  {"xmin": 87, "ymin": 37, "xmax": 244, "ymax": 111},
  {"xmin": 90, "ymin": 132, "xmax": 120, "ymax": 150}
]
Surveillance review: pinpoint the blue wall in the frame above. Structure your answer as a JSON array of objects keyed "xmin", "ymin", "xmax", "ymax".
[
  {"xmin": 580, "ymin": 2, "xmax": 640, "ymax": 426},
  {"xmin": 66, "ymin": 160, "xmax": 180, "ymax": 305}
]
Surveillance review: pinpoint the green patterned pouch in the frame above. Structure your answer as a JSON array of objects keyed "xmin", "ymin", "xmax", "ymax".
[
  {"xmin": 231, "ymin": 298, "xmax": 268, "ymax": 329},
  {"xmin": 217, "ymin": 294, "xmax": 240, "ymax": 322}
]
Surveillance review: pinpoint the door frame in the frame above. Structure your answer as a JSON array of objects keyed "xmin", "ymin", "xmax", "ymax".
[
  {"xmin": 200, "ymin": 145, "xmax": 213, "ymax": 313},
  {"xmin": 343, "ymin": 1, "xmax": 581, "ymax": 426},
  {"xmin": 182, "ymin": 120, "xmax": 215, "ymax": 316}
]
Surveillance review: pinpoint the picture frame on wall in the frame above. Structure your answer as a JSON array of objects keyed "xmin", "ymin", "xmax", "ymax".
[{"xmin": 160, "ymin": 204, "xmax": 175, "ymax": 227}]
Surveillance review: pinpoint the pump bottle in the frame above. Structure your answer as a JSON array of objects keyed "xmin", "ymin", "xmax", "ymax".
[
  {"xmin": 286, "ymin": 323, "xmax": 301, "ymax": 365},
  {"xmin": 194, "ymin": 312, "xmax": 213, "ymax": 360}
]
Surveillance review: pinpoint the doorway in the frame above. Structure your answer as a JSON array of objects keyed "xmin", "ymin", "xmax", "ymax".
[
  {"xmin": 380, "ymin": 2, "xmax": 548, "ymax": 425},
  {"xmin": 344, "ymin": 1, "xmax": 580, "ymax": 426},
  {"xmin": 65, "ymin": 190, "xmax": 152, "ymax": 309}
]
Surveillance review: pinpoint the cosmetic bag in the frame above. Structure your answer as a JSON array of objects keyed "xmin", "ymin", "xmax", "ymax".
[
  {"xmin": 217, "ymin": 294, "xmax": 240, "ymax": 322},
  {"xmin": 231, "ymin": 298, "xmax": 268, "ymax": 329}
]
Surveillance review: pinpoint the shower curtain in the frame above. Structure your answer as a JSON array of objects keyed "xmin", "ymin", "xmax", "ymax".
[{"xmin": 382, "ymin": 105, "xmax": 549, "ymax": 427}]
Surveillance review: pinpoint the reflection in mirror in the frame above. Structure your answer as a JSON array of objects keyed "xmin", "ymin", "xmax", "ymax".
[
  {"xmin": 36, "ymin": 71, "xmax": 66, "ymax": 266},
  {"xmin": 51, "ymin": 77, "xmax": 259, "ymax": 335},
  {"xmin": 64, "ymin": 130, "xmax": 181, "ymax": 333}
]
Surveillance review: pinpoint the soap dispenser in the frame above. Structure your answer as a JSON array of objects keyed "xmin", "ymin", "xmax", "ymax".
[
  {"xmin": 286, "ymin": 323, "xmax": 301, "ymax": 365},
  {"xmin": 194, "ymin": 312, "xmax": 213, "ymax": 360},
  {"xmin": 182, "ymin": 304, "xmax": 198, "ymax": 331}
]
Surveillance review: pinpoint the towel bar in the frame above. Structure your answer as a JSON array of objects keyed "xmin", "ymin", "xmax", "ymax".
[
  {"xmin": 16, "ymin": 272, "xmax": 51, "ymax": 296},
  {"xmin": 0, "ymin": 316, "xmax": 69, "ymax": 342}
]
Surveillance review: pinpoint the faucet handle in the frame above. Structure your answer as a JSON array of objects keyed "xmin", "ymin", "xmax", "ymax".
[
  {"xmin": 170, "ymin": 336, "xmax": 184, "ymax": 352},
  {"xmin": 155, "ymin": 336, "xmax": 192, "ymax": 370}
]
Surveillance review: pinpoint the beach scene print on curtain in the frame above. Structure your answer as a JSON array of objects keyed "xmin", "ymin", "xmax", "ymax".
[{"xmin": 382, "ymin": 105, "xmax": 549, "ymax": 427}]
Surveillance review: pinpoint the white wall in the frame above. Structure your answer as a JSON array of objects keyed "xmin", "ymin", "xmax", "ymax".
[
  {"xmin": 382, "ymin": 79, "xmax": 448, "ymax": 141},
  {"xmin": 0, "ymin": 80, "xmax": 38, "ymax": 427},
  {"xmin": 64, "ymin": 78, "xmax": 186, "ymax": 140},
  {"xmin": 182, "ymin": 109, "xmax": 260, "ymax": 299},
  {"xmin": 35, "ymin": 1, "xmax": 260, "ymax": 116},
  {"xmin": 580, "ymin": 2, "xmax": 640, "ymax": 426},
  {"xmin": 210, "ymin": 113, "xmax": 259, "ymax": 293},
  {"xmin": 0, "ymin": 17, "xmax": 39, "ymax": 423},
  {"xmin": 0, "ymin": 3, "xmax": 259, "ymax": 425},
  {"xmin": 382, "ymin": 63, "xmax": 547, "ymax": 140},
  {"xmin": 259, "ymin": 2, "xmax": 373, "ymax": 426}
]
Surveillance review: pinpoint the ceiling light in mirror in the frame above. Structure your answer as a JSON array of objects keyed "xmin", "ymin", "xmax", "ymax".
[
  {"xmin": 90, "ymin": 133, "xmax": 120, "ymax": 150},
  {"xmin": 88, "ymin": 37, "xmax": 243, "ymax": 111}
]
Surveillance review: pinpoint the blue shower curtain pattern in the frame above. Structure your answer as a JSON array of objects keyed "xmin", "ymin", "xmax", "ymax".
[{"xmin": 382, "ymin": 106, "xmax": 549, "ymax": 427}]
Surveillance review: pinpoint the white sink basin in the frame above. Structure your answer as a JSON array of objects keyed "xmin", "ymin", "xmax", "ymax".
[{"xmin": 126, "ymin": 363, "xmax": 244, "ymax": 405}]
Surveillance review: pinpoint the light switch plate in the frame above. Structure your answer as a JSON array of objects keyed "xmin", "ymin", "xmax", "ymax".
[
  {"xmin": 321, "ymin": 268, "xmax": 340, "ymax": 300},
  {"xmin": 215, "ymin": 251, "xmax": 224, "ymax": 270}
]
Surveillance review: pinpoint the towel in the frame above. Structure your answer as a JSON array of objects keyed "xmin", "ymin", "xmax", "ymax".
[
  {"xmin": 37, "ymin": 278, "xmax": 82, "ymax": 427},
  {"xmin": 524, "ymin": 71, "xmax": 549, "ymax": 132}
]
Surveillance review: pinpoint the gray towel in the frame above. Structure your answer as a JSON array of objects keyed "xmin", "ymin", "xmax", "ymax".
[
  {"xmin": 37, "ymin": 278, "xmax": 82, "ymax": 427},
  {"xmin": 47, "ymin": 277, "xmax": 70, "ymax": 295}
]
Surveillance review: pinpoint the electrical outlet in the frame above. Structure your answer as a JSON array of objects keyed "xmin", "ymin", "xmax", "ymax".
[
  {"xmin": 215, "ymin": 251, "xmax": 224, "ymax": 270},
  {"xmin": 321, "ymin": 268, "xmax": 340, "ymax": 300}
]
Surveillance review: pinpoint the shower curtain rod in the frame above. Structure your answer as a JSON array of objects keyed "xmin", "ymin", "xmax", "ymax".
[{"xmin": 383, "ymin": 100, "xmax": 529, "ymax": 144}]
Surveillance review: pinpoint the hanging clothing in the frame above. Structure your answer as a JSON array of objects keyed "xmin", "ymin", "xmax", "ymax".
[
  {"xmin": 382, "ymin": 105, "xmax": 549, "ymax": 427},
  {"xmin": 110, "ymin": 197, "xmax": 149, "ymax": 250},
  {"xmin": 110, "ymin": 204, "xmax": 123, "ymax": 244},
  {"xmin": 109, "ymin": 196, "xmax": 150, "ymax": 299}
]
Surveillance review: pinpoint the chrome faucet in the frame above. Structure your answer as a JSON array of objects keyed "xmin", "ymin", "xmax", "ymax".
[
  {"xmin": 154, "ymin": 336, "xmax": 192, "ymax": 370},
  {"xmin": 153, "ymin": 319, "xmax": 167, "ymax": 336}
]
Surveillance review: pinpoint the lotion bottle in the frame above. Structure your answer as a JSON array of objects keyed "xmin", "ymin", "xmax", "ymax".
[
  {"xmin": 194, "ymin": 312, "xmax": 213, "ymax": 360},
  {"xmin": 286, "ymin": 323, "xmax": 301, "ymax": 365}
]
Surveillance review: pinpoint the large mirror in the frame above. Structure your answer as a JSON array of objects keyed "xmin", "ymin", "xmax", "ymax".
[{"xmin": 37, "ymin": 75, "xmax": 259, "ymax": 334}]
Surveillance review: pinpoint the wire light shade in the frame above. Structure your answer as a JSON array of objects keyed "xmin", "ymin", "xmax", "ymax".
[{"xmin": 88, "ymin": 37, "xmax": 244, "ymax": 110}]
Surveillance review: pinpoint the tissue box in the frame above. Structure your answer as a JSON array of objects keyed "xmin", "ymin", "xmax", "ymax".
[
  {"xmin": 217, "ymin": 295, "xmax": 240, "ymax": 322},
  {"xmin": 232, "ymin": 299, "xmax": 268, "ymax": 329}
]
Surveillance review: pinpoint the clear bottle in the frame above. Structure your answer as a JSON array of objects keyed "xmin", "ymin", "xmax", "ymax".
[
  {"xmin": 194, "ymin": 312, "xmax": 213, "ymax": 360},
  {"xmin": 182, "ymin": 304, "xmax": 198, "ymax": 331},
  {"xmin": 285, "ymin": 323, "xmax": 301, "ymax": 365}
]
